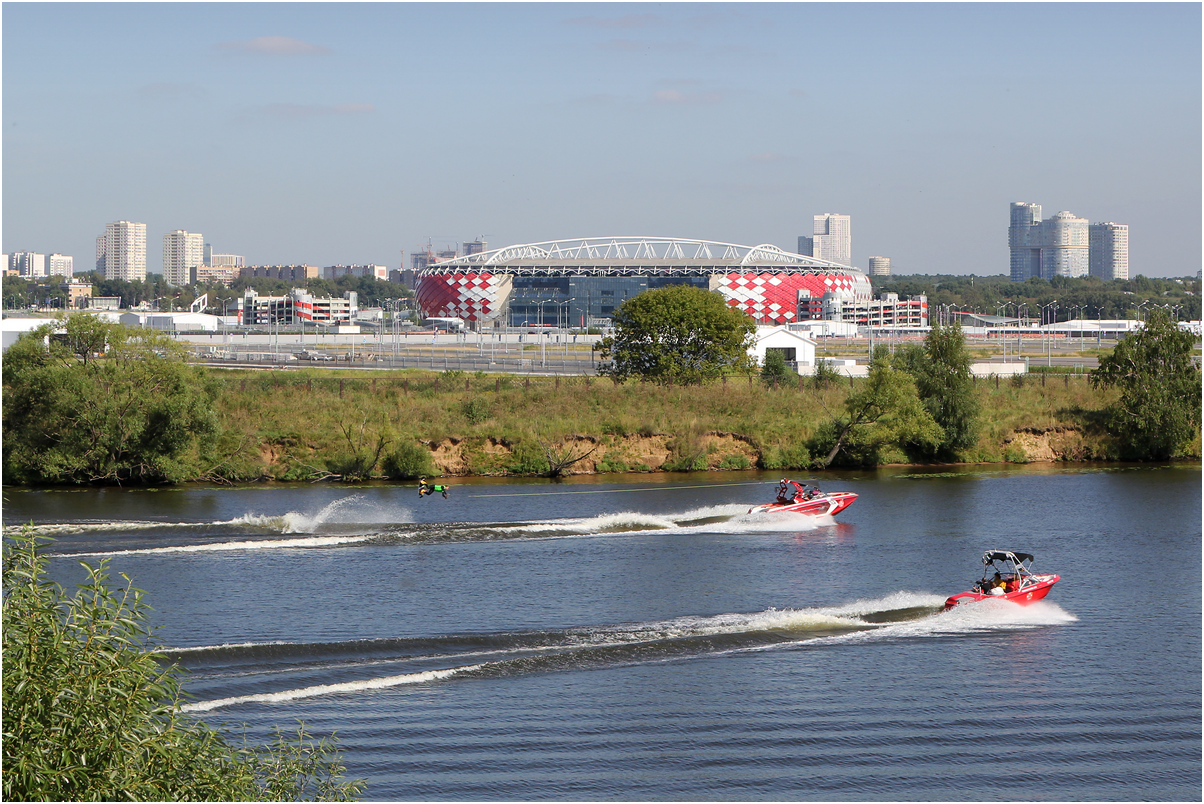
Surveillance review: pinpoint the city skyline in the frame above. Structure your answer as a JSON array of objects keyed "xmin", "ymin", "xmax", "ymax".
[{"xmin": 4, "ymin": 3, "xmax": 1200, "ymax": 278}]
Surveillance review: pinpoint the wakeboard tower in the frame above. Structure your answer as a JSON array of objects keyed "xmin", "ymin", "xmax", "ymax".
[{"xmin": 943, "ymin": 549, "xmax": 1060, "ymax": 610}]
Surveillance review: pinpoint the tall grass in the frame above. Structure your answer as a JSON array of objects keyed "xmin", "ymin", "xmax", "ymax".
[{"xmin": 197, "ymin": 368, "xmax": 1153, "ymax": 480}]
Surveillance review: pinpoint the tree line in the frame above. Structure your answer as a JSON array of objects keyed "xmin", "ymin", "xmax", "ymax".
[{"xmin": 872, "ymin": 272, "xmax": 1201, "ymax": 322}]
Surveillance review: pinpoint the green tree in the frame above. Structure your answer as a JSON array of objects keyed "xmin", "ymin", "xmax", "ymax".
[
  {"xmin": 3, "ymin": 314, "xmax": 219, "ymax": 484},
  {"xmin": 594, "ymin": 285, "xmax": 755, "ymax": 385},
  {"xmin": 760, "ymin": 349, "xmax": 793, "ymax": 387},
  {"xmin": 811, "ymin": 348, "xmax": 942, "ymax": 467},
  {"xmin": 903, "ymin": 322, "xmax": 981, "ymax": 458},
  {"xmin": 1090, "ymin": 309, "xmax": 1202, "ymax": 460},
  {"xmin": 3, "ymin": 529, "xmax": 364, "ymax": 801}
]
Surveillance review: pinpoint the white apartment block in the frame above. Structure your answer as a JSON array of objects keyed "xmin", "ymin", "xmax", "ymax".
[
  {"xmin": 9, "ymin": 252, "xmax": 46, "ymax": 277},
  {"xmin": 47, "ymin": 253, "xmax": 74, "ymax": 278},
  {"xmin": 163, "ymin": 230, "xmax": 205, "ymax": 287},
  {"xmin": 798, "ymin": 213, "xmax": 851, "ymax": 266},
  {"xmin": 96, "ymin": 221, "xmax": 147, "ymax": 281},
  {"xmin": 1089, "ymin": 222, "xmax": 1129, "ymax": 281},
  {"xmin": 204, "ymin": 243, "xmax": 245, "ymax": 268}
]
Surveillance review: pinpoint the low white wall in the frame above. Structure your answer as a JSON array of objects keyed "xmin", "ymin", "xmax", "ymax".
[{"xmin": 970, "ymin": 362, "xmax": 1027, "ymax": 377}]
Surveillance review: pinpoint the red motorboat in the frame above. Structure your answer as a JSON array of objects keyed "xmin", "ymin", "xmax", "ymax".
[
  {"xmin": 748, "ymin": 479, "xmax": 858, "ymax": 517},
  {"xmin": 943, "ymin": 550, "xmax": 1060, "ymax": 610}
]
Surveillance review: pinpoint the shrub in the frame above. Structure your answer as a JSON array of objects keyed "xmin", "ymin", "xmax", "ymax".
[
  {"xmin": 760, "ymin": 350, "xmax": 792, "ymax": 387},
  {"xmin": 759, "ymin": 442, "xmax": 812, "ymax": 470},
  {"xmin": 381, "ymin": 440, "xmax": 435, "ymax": 480},
  {"xmin": 2, "ymin": 529, "xmax": 364, "ymax": 801},
  {"xmin": 461, "ymin": 398, "xmax": 491, "ymax": 425},
  {"xmin": 812, "ymin": 360, "xmax": 840, "ymax": 390},
  {"xmin": 506, "ymin": 440, "xmax": 549, "ymax": 475},
  {"xmin": 717, "ymin": 453, "xmax": 752, "ymax": 470}
]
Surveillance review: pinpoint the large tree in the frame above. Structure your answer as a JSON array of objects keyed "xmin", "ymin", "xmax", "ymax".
[
  {"xmin": 594, "ymin": 284, "xmax": 755, "ymax": 385},
  {"xmin": 1090, "ymin": 309, "xmax": 1201, "ymax": 460},
  {"xmin": 3, "ymin": 314, "xmax": 219, "ymax": 484},
  {"xmin": 812, "ymin": 348, "xmax": 943, "ymax": 468},
  {"xmin": 897, "ymin": 322, "xmax": 981, "ymax": 458}
]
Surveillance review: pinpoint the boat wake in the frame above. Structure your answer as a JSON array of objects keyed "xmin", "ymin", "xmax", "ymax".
[
  {"xmin": 173, "ymin": 592, "xmax": 1073, "ymax": 713},
  {"xmin": 28, "ymin": 502, "xmax": 832, "ymax": 557}
]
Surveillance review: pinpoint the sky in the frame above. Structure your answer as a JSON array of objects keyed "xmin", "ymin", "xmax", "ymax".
[{"xmin": 4, "ymin": 2, "xmax": 1201, "ymax": 278}]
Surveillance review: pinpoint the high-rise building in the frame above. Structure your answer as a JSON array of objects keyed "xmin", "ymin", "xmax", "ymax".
[
  {"xmin": 1040, "ymin": 211, "xmax": 1089, "ymax": 279},
  {"xmin": 10, "ymin": 252, "xmax": 46, "ymax": 277},
  {"xmin": 799, "ymin": 214, "xmax": 851, "ymax": 266},
  {"xmin": 1089, "ymin": 222, "xmax": 1129, "ymax": 281},
  {"xmin": 96, "ymin": 221, "xmax": 147, "ymax": 281},
  {"xmin": 47, "ymin": 254, "xmax": 73, "ymax": 278},
  {"xmin": 1008, "ymin": 203, "xmax": 1090, "ymax": 281},
  {"xmin": 868, "ymin": 256, "xmax": 891, "ymax": 277},
  {"xmin": 1009, "ymin": 202, "xmax": 1042, "ymax": 282},
  {"xmin": 163, "ymin": 230, "xmax": 204, "ymax": 286}
]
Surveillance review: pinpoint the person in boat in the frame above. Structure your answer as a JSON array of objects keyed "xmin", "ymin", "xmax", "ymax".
[
  {"xmin": 989, "ymin": 572, "xmax": 1006, "ymax": 595},
  {"xmin": 418, "ymin": 477, "xmax": 450, "ymax": 499}
]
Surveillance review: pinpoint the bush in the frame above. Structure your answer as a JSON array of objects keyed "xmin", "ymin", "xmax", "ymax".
[
  {"xmin": 381, "ymin": 440, "xmax": 435, "ymax": 480},
  {"xmin": 2, "ymin": 529, "xmax": 364, "ymax": 801},
  {"xmin": 461, "ymin": 398, "xmax": 491, "ymax": 425},
  {"xmin": 760, "ymin": 350, "xmax": 792, "ymax": 387},
  {"xmin": 812, "ymin": 360, "xmax": 840, "ymax": 390}
]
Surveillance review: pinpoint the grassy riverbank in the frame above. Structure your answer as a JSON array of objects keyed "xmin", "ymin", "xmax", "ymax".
[{"xmin": 200, "ymin": 367, "xmax": 1192, "ymax": 482}]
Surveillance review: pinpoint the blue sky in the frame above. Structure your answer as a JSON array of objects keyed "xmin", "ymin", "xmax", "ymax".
[{"xmin": 4, "ymin": 2, "xmax": 1200, "ymax": 277}]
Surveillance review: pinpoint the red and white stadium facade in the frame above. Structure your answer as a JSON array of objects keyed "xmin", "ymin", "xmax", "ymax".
[{"xmin": 414, "ymin": 237, "xmax": 873, "ymax": 326}]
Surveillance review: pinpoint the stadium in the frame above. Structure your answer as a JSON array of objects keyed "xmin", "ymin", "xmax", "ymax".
[{"xmin": 414, "ymin": 236, "xmax": 873, "ymax": 329}]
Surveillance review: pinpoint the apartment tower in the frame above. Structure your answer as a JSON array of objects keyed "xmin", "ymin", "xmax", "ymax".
[
  {"xmin": 163, "ymin": 230, "xmax": 205, "ymax": 286},
  {"xmin": 1089, "ymin": 222, "xmax": 1129, "ymax": 281},
  {"xmin": 96, "ymin": 221, "xmax": 147, "ymax": 281}
]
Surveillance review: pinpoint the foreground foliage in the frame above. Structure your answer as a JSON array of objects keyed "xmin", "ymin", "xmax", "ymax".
[
  {"xmin": 2, "ymin": 529, "xmax": 365, "ymax": 801},
  {"xmin": 1090, "ymin": 309, "xmax": 1202, "ymax": 460}
]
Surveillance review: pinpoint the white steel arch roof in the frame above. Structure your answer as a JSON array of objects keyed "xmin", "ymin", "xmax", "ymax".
[{"xmin": 420, "ymin": 236, "xmax": 860, "ymax": 275}]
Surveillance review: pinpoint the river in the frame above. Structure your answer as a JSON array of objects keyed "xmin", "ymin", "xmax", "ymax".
[{"xmin": 4, "ymin": 464, "xmax": 1200, "ymax": 801}]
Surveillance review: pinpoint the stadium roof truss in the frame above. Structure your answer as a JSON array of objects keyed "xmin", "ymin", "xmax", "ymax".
[{"xmin": 418, "ymin": 237, "xmax": 859, "ymax": 277}]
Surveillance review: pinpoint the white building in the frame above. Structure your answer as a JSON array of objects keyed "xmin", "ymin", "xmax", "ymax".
[
  {"xmin": 120, "ymin": 311, "xmax": 219, "ymax": 333},
  {"xmin": 749, "ymin": 325, "xmax": 817, "ymax": 373},
  {"xmin": 96, "ymin": 221, "xmax": 147, "ymax": 281},
  {"xmin": 868, "ymin": 256, "xmax": 891, "ymax": 277},
  {"xmin": 798, "ymin": 213, "xmax": 851, "ymax": 266},
  {"xmin": 10, "ymin": 252, "xmax": 46, "ymax": 277},
  {"xmin": 1010, "ymin": 203, "xmax": 1109, "ymax": 282},
  {"xmin": 1040, "ymin": 211, "xmax": 1089, "ymax": 279},
  {"xmin": 47, "ymin": 253, "xmax": 73, "ymax": 278},
  {"xmin": 163, "ymin": 230, "xmax": 205, "ymax": 287},
  {"xmin": 1089, "ymin": 222, "xmax": 1129, "ymax": 281}
]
